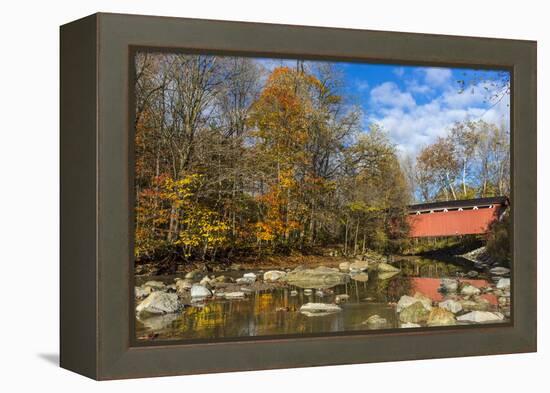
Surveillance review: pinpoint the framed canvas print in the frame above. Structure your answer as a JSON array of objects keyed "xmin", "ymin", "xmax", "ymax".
[{"xmin": 60, "ymin": 13, "xmax": 537, "ymax": 380}]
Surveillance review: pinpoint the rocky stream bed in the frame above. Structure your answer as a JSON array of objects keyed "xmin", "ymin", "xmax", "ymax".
[{"xmin": 134, "ymin": 254, "xmax": 511, "ymax": 341}]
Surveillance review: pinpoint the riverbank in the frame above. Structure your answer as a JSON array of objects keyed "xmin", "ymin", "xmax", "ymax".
[{"xmin": 135, "ymin": 249, "xmax": 387, "ymax": 277}]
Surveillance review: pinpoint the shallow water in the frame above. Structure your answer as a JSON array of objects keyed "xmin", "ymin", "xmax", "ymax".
[{"xmin": 135, "ymin": 256, "xmax": 508, "ymax": 341}]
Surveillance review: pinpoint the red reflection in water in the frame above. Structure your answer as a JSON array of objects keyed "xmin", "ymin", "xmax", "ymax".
[{"xmin": 411, "ymin": 277, "xmax": 497, "ymax": 305}]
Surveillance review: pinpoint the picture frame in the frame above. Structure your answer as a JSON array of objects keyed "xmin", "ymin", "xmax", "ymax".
[{"xmin": 60, "ymin": 12, "xmax": 537, "ymax": 380}]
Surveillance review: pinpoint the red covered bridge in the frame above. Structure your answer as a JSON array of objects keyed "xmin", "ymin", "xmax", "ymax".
[{"xmin": 406, "ymin": 196, "xmax": 509, "ymax": 238}]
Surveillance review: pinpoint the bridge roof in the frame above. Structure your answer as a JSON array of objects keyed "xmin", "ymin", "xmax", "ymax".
[{"xmin": 408, "ymin": 196, "xmax": 509, "ymax": 212}]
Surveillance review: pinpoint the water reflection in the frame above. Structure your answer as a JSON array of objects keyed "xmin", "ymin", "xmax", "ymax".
[{"xmin": 135, "ymin": 256, "xmax": 505, "ymax": 340}]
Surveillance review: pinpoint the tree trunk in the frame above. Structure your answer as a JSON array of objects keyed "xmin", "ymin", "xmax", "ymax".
[{"xmin": 353, "ymin": 220, "xmax": 360, "ymax": 255}]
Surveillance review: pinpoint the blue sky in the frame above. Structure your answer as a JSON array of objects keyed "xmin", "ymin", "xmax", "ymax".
[{"xmin": 257, "ymin": 58, "xmax": 510, "ymax": 158}]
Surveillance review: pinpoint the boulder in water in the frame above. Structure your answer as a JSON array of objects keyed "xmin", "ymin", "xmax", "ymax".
[
  {"xmin": 136, "ymin": 292, "xmax": 180, "ymax": 316},
  {"xmin": 135, "ymin": 286, "xmax": 152, "ymax": 299},
  {"xmin": 427, "ymin": 307, "xmax": 456, "ymax": 326},
  {"xmin": 199, "ymin": 276, "xmax": 213, "ymax": 287},
  {"xmin": 457, "ymin": 311, "xmax": 505, "ymax": 323},
  {"xmin": 399, "ymin": 301, "xmax": 430, "ymax": 324},
  {"xmin": 143, "ymin": 280, "xmax": 166, "ymax": 291},
  {"xmin": 460, "ymin": 283, "xmax": 481, "ymax": 296},
  {"xmin": 284, "ymin": 266, "xmax": 349, "ymax": 289},
  {"xmin": 190, "ymin": 284, "xmax": 212, "ymax": 299},
  {"xmin": 338, "ymin": 262, "xmax": 351, "ymax": 272},
  {"xmin": 439, "ymin": 299, "xmax": 462, "ymax": 314},
  {"xmin": 235, "ymin": 272, "xmax": 257, "ymax": 285},
  {"xmin": 263, "ymin": 270, "xmax": 286, "ymax": 282},
  {"xmin": 440, "ymin": 278, "xmax": 459, "ymax": 293},
  {"xmin": 349, "ymin": 260, "xmax": 369, "ymax": 272},
  {"xmin": 397, "ymin": 294, "xmax": 432, "ymax": 312},
  {"xmin": 299, "ymin": 303, "xmax": 342, "ymax": 317},
  {"xmin": 490, "ymin": 267, "xmax": 510, "ymax": 276},
  {"xmin": 175, "ymin": 279, "xmax": 193, "ymax": 293}
]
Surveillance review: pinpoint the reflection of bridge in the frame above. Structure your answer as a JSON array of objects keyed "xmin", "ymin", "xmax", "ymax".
[{"xmin": 407, "ymin": 196, "xmax": 509, "ymax": 238}]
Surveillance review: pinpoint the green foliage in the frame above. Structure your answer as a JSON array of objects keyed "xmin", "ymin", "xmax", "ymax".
[{"xmin": 485, "ymin": 212, "xmax": 511, "ymax": 264}]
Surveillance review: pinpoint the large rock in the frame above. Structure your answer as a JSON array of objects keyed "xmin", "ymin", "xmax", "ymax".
[
  {"xmin": 496, "ymin": 278, "xmax": 511, "ymax": 290},
  {"xmin": 349, "ymin": 260, "xmax": 369, "ymax": 272},
  {"xmin": 461, "ymin": 283, "xmax": 481, "ymax": 296},
  {"xmin": 175, "ymin": 279, "xmax": 193, "ymax": 293},
  {"xmin": 136, "ymin": 292, "xmax": 180, "ymax": 316},
  {"xmin": 363, "ymin": 315, "xmax": 388, "ymax": 329},
  {"xmin": 457, "ymin": 311, "xmax": 505, "ymax": 323},
  {"xmin": 285, "ymin": 266, "xmax": 349, "ymax": 289},
  {"xmin": 377, "ymin": 262, "xmax": 400, "ymax": 273},
  {"xmin": 460, "ymin": 298, "xmax": 490, "ymax": 312},
  {"xmin": 190, "ymin": 284, "xmax": 212, "ymax": 299},
  {"xmin": 135, "ymin": 286, "xmax": 152, "ymax": 299},
  {"xmin": 413, "ymin": 292, "xmax": 433, "ymax": 309},
  {"xmin": 440, "ymin": 278, "xmax": 459, "ymax": 293},
  {"xmin": 263, "ymin": 270, "xmax": 286, "ymax": 282},
  {"xmin": 236, "ymin": 272, "xmax": 257, "ymax": 285},
  {"xmin": 396, "ymin": 295, "xmax": 417, "ymax": 312},
  {"xmin": 300, "ymin": 303, "xmax": 342, "ymax": 317},
  {"xmin": 397, "ymin": 294, "xmax": 432, "ymax": 313},
  {"xmin": 439, "ymin": 299, "xmax": 462, "ymax": 314},
  {"xmin": 338, "ymin": 262, "xmax": 351, "ymax": 272},
  {"xmin": 199, "ymin": 276, "xmax": 213, "ymax": 287},
  {"xmin": 143, "ymin": 280, "xmax": 166, "ymax": 291},
  {"xmin": 399, "ymin": 301, "xmax": 430, "ymax": 323},
  {"xmin": 490, "ymin": 267, "xmax": 511, "ymax": 276},
  {"xmin": 427, "ymin": 307, "xmax": 456, "ymax": 326}
]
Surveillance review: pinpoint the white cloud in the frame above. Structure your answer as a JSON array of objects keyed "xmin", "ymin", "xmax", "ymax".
[
  {"xmin": 370, "ymin": 82, "xmax": 416, "ymax": 109},
  {"xmin": 367, "ymin": 80, "xmax": 510, "ymax": 157},
  {"xmin": 405, "ymin": 79, "xmax": 433, "ymax": 95},
  {"xmin": 422, "ymin": 67, "xmax": 452, "ymax": 86}
]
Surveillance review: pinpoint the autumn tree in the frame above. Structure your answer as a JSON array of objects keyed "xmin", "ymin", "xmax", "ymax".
[
  {"xmin": 414, "ymin": 120, "xmax": 509, "ymax": 202},
  {"xmin": 416, "ymin": 137, "xmax": 460, "ymax": 201},
  {"xmin": 133, "ymin": 55, "xmax": 413, "ymax": 263}
]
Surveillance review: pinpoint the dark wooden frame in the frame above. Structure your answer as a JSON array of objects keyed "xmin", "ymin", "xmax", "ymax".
[{"xmin": 60, "ymin": 12, "xmax": 537, "ymax": 380}]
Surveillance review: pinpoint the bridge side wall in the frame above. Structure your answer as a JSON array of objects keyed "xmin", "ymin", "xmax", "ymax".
[{"xmin": 407, "ymin": 205, "xmax": 501, "ymax": 238}]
